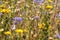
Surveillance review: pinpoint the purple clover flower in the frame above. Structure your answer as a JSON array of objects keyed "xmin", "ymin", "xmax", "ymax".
[
  {"xmin": 13, "ymin": 17, "xmax": 23, "ymax": 21},
  {"xmin": 33, "ymin": 0, "xmax": 44, "ymax": 5},
  {"xmin": 34, "ymin": 16, "xmax": 39, "ymax": 19}
]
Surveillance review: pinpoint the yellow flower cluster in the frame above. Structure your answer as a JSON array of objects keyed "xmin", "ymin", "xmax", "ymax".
[
  {"xmin": 0, "ymin": 4, "xmax": 11, "ymax": 13},
  {"xmin": 38, "ymin": 23, "xmax": 45, "ymax": 29},
  {"xmin": 15, "ymin": 29, "xmax": 27, "ymax": 33},
  {"xmin": 0, "ymin": 9, "xmax": 11, "ymax": 13},
  {"xmin": 4, "ymin": 31, "xmax": 11, "ymax": 35},
  {"xmin": 15, "ymin": 29, "xmax": 23, "ymax": 33},
  {"xmin": 46, "ymin": 5, "xmax": 53, "ymax": 9},
  {"xmin": 0, "ymin": 28, "xmax": 27, "ymax": 35}
]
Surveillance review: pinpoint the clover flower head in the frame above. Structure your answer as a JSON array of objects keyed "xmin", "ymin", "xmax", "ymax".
[{"xmin": 4, "ymin": 31, "xmax": 11, "ymax": 35}]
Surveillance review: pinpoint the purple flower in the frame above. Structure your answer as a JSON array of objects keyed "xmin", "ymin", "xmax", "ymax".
[
  {"xmin": 34, "ymin": 16, "xmax": 39, "ymax": 19},
  {"xmin": 56, "ymin": 34, "xmax": 60, "ymax": 38},
  {"xmin": 55, "ymin": 14, "xmax": 60, "ymax": 19},
  {"xmin": 33, "ymin": 0, "xmax": 44, "ymax": 5},
  {"xmin": 13, "ymin": 21, "xmax": 17, "ymax": 25},
  {"xmin": 0, "ymin": 1, "xmax": 2, "ymax": 4},
  {"xmin": 55, "ymin": 14, "xmax": 58, "ymax": 17},
  {"xmin": 13, "ymin": 17, "xmax": 23, "ymax": 21},
  {"xmin": 0, "ymin": 12, "xmax": 2, "ymax": 16}
]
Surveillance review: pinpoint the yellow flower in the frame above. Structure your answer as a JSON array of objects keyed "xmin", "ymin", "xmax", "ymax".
[
  {"xmin": 46, "ymin": 5, "xmax": 53, "ymax": 9},
  {"xmin": 38, "ymin": 23, "xmax": 45, "ymax": 29},
  {"xmin": 48, "ymin": 0, "xmax": 53, "ymax": 2},
  {"xmin": 1, "ymin": 9, "xmax": 11, "ymax": 13},
  {"xmin": 23, "ymin": 29, "xmax": 27, "ymax": 32},
  {"xmin": 15, "ymin": 29, "xmax": 23, "ymax": 33},
  {"xmin": 4, "ymin": 31, "xmax": 11, "ymax": 35},
  {"xmin": 6, "ymin": 9, "xmax": 11, "ymax": 13},
  {"xmin": 0, "ymin": 28, "xmax": 4, "ymax": 32},
  {"xmin": 1, "ymin": 9, "xmax": 6, "ymax": 13}
]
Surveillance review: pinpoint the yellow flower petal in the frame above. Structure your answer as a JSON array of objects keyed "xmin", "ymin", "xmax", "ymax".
[
  {"xmin": 15, "ymin": 29, "xmax": 23, "ymax": 33},
  {"xmin": 46, "ymin": 5, "xmax": 53, "ymax": 9},
  {"xmin": 4, "ymin": 31, "xmax": 11, "ymax": 35},
  {"xmin": 23, "ymin": 29, "xmax": 27, "ymax": 32},
  {"xmin": 38, "ymin": 23, "xmax": 45, "ymax": 29}
]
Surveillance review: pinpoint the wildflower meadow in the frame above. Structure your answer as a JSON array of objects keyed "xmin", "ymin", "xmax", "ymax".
[{"xmin": 0, "ymin": 0, "xmax": 60, "ymax": 40}]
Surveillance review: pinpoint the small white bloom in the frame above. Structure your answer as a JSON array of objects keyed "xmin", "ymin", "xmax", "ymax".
[
  {"xmin": 0, "ymin": 28, "xmax": 4, "ymax": 32},
  {"xmin": 49, "ymin": 37, "xmax": 53, "ymax": 40},
  {"xmin": 11, "ymin": 25, "xmax": 16, "ymax": 30}
]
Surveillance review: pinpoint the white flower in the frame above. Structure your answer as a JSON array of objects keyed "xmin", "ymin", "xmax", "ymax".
[
  {"xmin": 11, "ymin": 24, "xmax": 16, "ymax": 30},
  {"xmin": 49, "ymin": 37, "xmax": 53, "ymax": 39}
]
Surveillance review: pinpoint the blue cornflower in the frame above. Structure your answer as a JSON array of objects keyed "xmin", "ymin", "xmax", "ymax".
[
  {"xmin": 13, "ymin": 17, "xmax": 23, "ymax": 21},
  {"xmin": 34, "ymin": 0, "xmax": 44, "ymax": 5}
]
